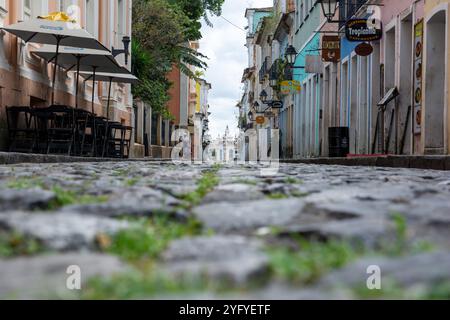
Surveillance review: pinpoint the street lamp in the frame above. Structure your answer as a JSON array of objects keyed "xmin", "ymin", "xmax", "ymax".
[
  {"xmin": 285, "ymin": 45, "xmax": 298, "ymax": 65},
  {"xmin": 247, "ymin": 110, "xmax": 254, "ymax": 122},
  {"xmin": 260, "ymin": 90, "xmax": 268, "ymax": 103},
  {"xmin": 112, "ymin": 36, "xmax": 131, "ymax": 65},
  {"xmin": 284, "ymin": 45, "xmax": 305, "ymax": 69},
  {"xmin": 316, "ymin": 0, "xmax": 339, "ymax": 23}
]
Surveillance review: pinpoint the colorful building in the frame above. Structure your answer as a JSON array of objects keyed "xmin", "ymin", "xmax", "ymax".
[
  {"xmin": 422, "ymin": 0, "xmax": 450, "ymax": 155},
  {"xmin": 0, "ymin": 0, "xmax": 133, "ymax": 151}
]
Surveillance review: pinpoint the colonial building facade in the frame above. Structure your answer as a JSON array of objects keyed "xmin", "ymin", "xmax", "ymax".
[
  {"xmin": 240, "ymin": 0, "xmax": 450, "ymax": 159},
  {"xmin": 0, "ymin": 0, "xmax": 133, "ymax": 151}
]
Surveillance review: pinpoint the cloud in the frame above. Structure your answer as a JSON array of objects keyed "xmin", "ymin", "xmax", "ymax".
[{"xmin": 200, "ymin": 0, "xmax": 273, "ymax": 138}]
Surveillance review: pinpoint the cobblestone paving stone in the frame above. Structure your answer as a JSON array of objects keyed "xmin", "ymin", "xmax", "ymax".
[{"xmin": 0, "ymin": 161, "xmax": 449, "ymax": 299}]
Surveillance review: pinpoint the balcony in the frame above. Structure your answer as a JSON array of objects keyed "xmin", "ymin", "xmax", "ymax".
[
  {"xmin": 259, "ymin": 56, "xmax": 270, "ymax": 84},
  {"xmin": 339, "ymin": 0, "xmax": 369, "ymax": 29}
]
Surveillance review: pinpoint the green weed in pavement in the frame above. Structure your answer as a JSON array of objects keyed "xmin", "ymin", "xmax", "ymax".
[
  {"xmin": 0, "ymin": 231, "xmax": 44, "ymax": 258},
  {"xmin": 181, "ymin": 167, "xmax": 220, "ymax": 207},
  {"xmin": 268, "ymin": 239, "xmax": 362, "ymax": 284},
  {"xmin": 48, "ymin": 186, "xmax": 109, "ymax": 209},
  {"xmin": 105, "ymin": 216, "xmax": 203, "ymax": 262},
  {"xmin": 81, "ymin": 270, "xmax": 226, "ymax": 300}
]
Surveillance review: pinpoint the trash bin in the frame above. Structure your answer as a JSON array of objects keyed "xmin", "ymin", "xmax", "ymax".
[{"xmin": 329, "ymin": 127, "xmax": 349, "ymax": 158}]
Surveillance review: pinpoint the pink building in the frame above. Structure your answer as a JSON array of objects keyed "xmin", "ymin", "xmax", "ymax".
[{"xmin": 0, "ymin": 0, "xmax": 133, "ymax": 150}]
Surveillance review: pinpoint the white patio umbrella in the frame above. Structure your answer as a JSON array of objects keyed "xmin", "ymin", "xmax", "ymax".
[
  {"xmin": 32, "ymin": 45, "xmax": 123, "ymax": 109},
  {"xmin": 79, "ymin": 69, "xmax": 138, "ymax": 115},
  {"xmin": 2, "ymin": 18, "xmax": 108, "ymax": 104}
]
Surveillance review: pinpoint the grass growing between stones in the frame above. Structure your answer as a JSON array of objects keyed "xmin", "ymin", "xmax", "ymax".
[
  {"xmin": 7, "ymin": 177, "xmax": 45, "ymax": 189},
  {"xmin": 268, "ymin": 239, "xmax": 362, "ymax": 285},
  {"xmin": 48, "ymin": 186, "xmax": 109, "ymax": 210},
  {"xmin": 181, "ymin": 166, "xmax": 221, "ymax": 207},
  {"xmin": 0, "ymin": 231, "xmax": 44, "ymax": 258},
  {"xmin": 103, "ymin": 216, "xmax": 203, "ymax": 262},
  {"xmin": 81, "ymin": 270, "xmax": 229, "ymax": 300},
  {"xmin": 268, "ymin": 214, "xmax": 435, "ymax": 287},
  {"xmin": 353, "ymin": 281, "xmax": 450, "ymax": 300}
]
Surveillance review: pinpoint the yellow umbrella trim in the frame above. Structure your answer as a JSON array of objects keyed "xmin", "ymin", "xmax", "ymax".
[{"xmin": 38, "ymin": 12, "xmax": 77, "ymax": 23}]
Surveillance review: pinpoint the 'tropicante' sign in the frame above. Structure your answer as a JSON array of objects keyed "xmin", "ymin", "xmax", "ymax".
[{"xmin": 345, "ymin": 19, "xmax": 382, "ymax": 42}]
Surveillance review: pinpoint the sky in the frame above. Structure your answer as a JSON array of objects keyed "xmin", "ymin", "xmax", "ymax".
[{"xmin": 199, "ymin": 0, "xmax": 273, "ymax": 139}]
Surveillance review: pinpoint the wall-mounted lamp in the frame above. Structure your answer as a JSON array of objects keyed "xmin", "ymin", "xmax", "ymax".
[{"xmin": 112, "ymin": 36, "xmax": 131, "ymax": 65}]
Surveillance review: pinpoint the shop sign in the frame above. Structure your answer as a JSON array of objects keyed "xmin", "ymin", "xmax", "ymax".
[
  {"xmin": 355, "ymin": 42, "xmax": 373, "ymax": 56},
  {"xmin": 305, "ymin": 55, "xmax": 323, "ymax": 74},
  {"xmin": 264, "ymin": 111, "xmax": 274, "ymax": 118},
  {"xmin": 280, "ymin": 80, "xmax": 301, "ymax": 95},
  {"xmin": 345, "ymin": 19, "xmax": 382, "ymax": 42},
  {"xmin": 322, "ymin": 36, "xmax": 340, "ymax": 62},
  {"xmin": 413, "ymin": 20, "xmax": 424, "ymax": 134},
  {"xmin": 255, "ymin": 116, "xmax": 265, "ymax": 125}
]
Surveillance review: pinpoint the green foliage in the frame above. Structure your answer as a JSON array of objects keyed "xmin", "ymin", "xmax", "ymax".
[
  {"xmin": 106, "ymin": 217, "xmax": 203, "ymax": 261},
  {"xmin": 7, "ymin": 177, "xmax": 44, "ymax": 189},
  {"xmin": 48, "ymin": 187, "xmax": 109, "ymax": 209},
  {"xmin": 82, "ymin": 270, "xmax": 221, "ymax": 300},
  {"xmin": 266, "ymin": 193, "xmax": 289, "ymax": 200},
  {"xmin": 0, "ymin": 231, "xmax": 44, "ymax": 258},
  {"xmin": 131, "ymin": 0, "xmax": 224, "ymax": 117},
  {"xmin": 268, "ymin": 239, "xmax": 361, "ymax": 284},
  {"xmin": 181, "ymin": 167, "xmax": 220, "ymax": 207}
]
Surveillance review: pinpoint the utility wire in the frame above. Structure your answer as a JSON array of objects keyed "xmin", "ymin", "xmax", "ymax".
[{"xmin": 220, "ymin": 15, "xmax": 246, "ymax": 32}]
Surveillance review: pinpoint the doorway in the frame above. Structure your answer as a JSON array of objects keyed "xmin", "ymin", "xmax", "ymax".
[
  {"xmin": 425, "ymin": 10, "xmax": 447, "ymax": 154},
  {"xmin": 350, "ymin": 55, "xmax": 358, "ymax": 154}
]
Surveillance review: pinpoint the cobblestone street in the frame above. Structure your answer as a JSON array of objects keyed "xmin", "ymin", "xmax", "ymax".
[{"xmin": 1, "ymin": 161, "xmax": 450, "ymax": 299}]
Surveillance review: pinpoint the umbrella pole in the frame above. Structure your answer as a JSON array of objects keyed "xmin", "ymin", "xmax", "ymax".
[
  {"xmin": 102, "ymin": 77, "xmax": 113, "ymax": 158},
  {"xmin": 51, "ymin": 37, "xmax": 61, "ymax": 105},
  {"xmin": 91, "ymin": 66, "xmax": 98, "ymax": 157},
  {"xmin": 91, "ymin": 67, "xmax": 97, "ymax": 114},
  {"xmin": 75, "ymin": 55, "xmax": 81, "ymax": 109}
]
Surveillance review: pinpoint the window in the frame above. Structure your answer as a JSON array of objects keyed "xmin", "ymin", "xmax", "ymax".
[
  {"xmin": 24, "ymin": 0, "xmax": 31, "ymax": 20},
  {"xmin": 86, "ymin": 0, "xmax": 95, "ymax": 35},
  {"xmin": 118, "ymin": 0, "xmax": 126, "ymax": 37},
  {"xmin": 59, "ymin": 0, "xmax": 72, "ymax": 12}
]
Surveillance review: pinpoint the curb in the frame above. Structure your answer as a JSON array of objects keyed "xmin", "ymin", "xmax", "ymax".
[{"xmin": 282, "ymin": 155, "xmax": 450, "ymax": 171}]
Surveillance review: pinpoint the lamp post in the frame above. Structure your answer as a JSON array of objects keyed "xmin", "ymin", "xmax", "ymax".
[
  {"xmin": 284, "ymin": 45, "xmax": 305, "ymax": 69},
  {"xmin": 316, "ymin": 0, "xmax": 339, "ymax": 23},
  {"xmin": 260, "ymin": 90, "xmax": 268, "ymax": 104},
  {"xmin": 112, "ymin": 36, "xmax": 131, "ymax": 65}
]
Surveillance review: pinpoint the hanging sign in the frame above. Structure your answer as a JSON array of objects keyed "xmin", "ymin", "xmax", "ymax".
[
  {"xmin": 413, "ymin": 20, "xmax": 424, "ymax": 134},
  {"xmin": 322, "ymin": 36, "xmax": 340, "ymax": 62},
  {"xmin": 255, "ymin": 116, "xmax": 266, "ymax": 125},
  {"xmin": 280, "ymin": 80, "xmax": 301, "ymax": 95},
  {"xmin": 355, "ymin": 42, "xmax": 373, "ymax": 56},
  {"xmin": 345, "ymin": 19, "xmax": 382, "ymax": 42},
  {"xmin": 305, "ymin": 55, "xmax": 323, "ymax": 74}
]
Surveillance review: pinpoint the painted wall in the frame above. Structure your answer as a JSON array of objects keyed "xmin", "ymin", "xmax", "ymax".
[
  {"xmin": 422, "ymin": 0, "xmax": 450, "ymax": 154},
  {"xmin": 0, "ymin": 0, "xmax": 133, "ymax": 150}
]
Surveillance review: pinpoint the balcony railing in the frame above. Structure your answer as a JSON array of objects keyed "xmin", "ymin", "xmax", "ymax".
[
  {"xmin": 259, "ymin": 56, "xmax": 270, "ymax": 84},
  {"xmin": 339, "ymin": 0, "xmax": 369, "ymax": 29}
]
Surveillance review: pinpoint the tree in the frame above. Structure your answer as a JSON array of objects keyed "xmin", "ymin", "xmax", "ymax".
[
  {"xmin": 131, "ymin": 0, "xmax": 225, "ymax": 117},
  {"xmin": 168, "ymin": 0, "xmax": 225, "ymax": 40}
]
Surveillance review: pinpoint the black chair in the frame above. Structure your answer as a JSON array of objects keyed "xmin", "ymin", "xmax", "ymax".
[
  {"xmin": 45, "ymin": 105, "xmax": 76, "ymax": 155},
  {"xmin": 6, "ymin": 106, "xmax": 37, "ymax": 153},
  {"xmin": 73, "ymin": 109, "xmax": 92, "ymax": 156},
  {"xmin": 103, "ymin": 122, "xmax": 133, "ymax": 158}
]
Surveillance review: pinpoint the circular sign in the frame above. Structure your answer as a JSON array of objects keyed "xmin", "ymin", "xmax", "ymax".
[
  {"xmin": 416, "ymin": 109, "xmax": 422, "ymax": 126},
  {"xmin": 355, "ymin": 42, "xmax": 373, "ymax": 56},
  {"xmin": 255, "ymin": 116, "xmax": 265, "ymax": 125},
  {"xmin": 416, "ymin": 62, "xmax": 422, "ymax": 79},
  {"xmin": 416, "ymin": 41, "xmax": 422, "ymax": 57},
  {"xmin": 415, "ymin": 87, "xmax": 422, "ymax": 104}
]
